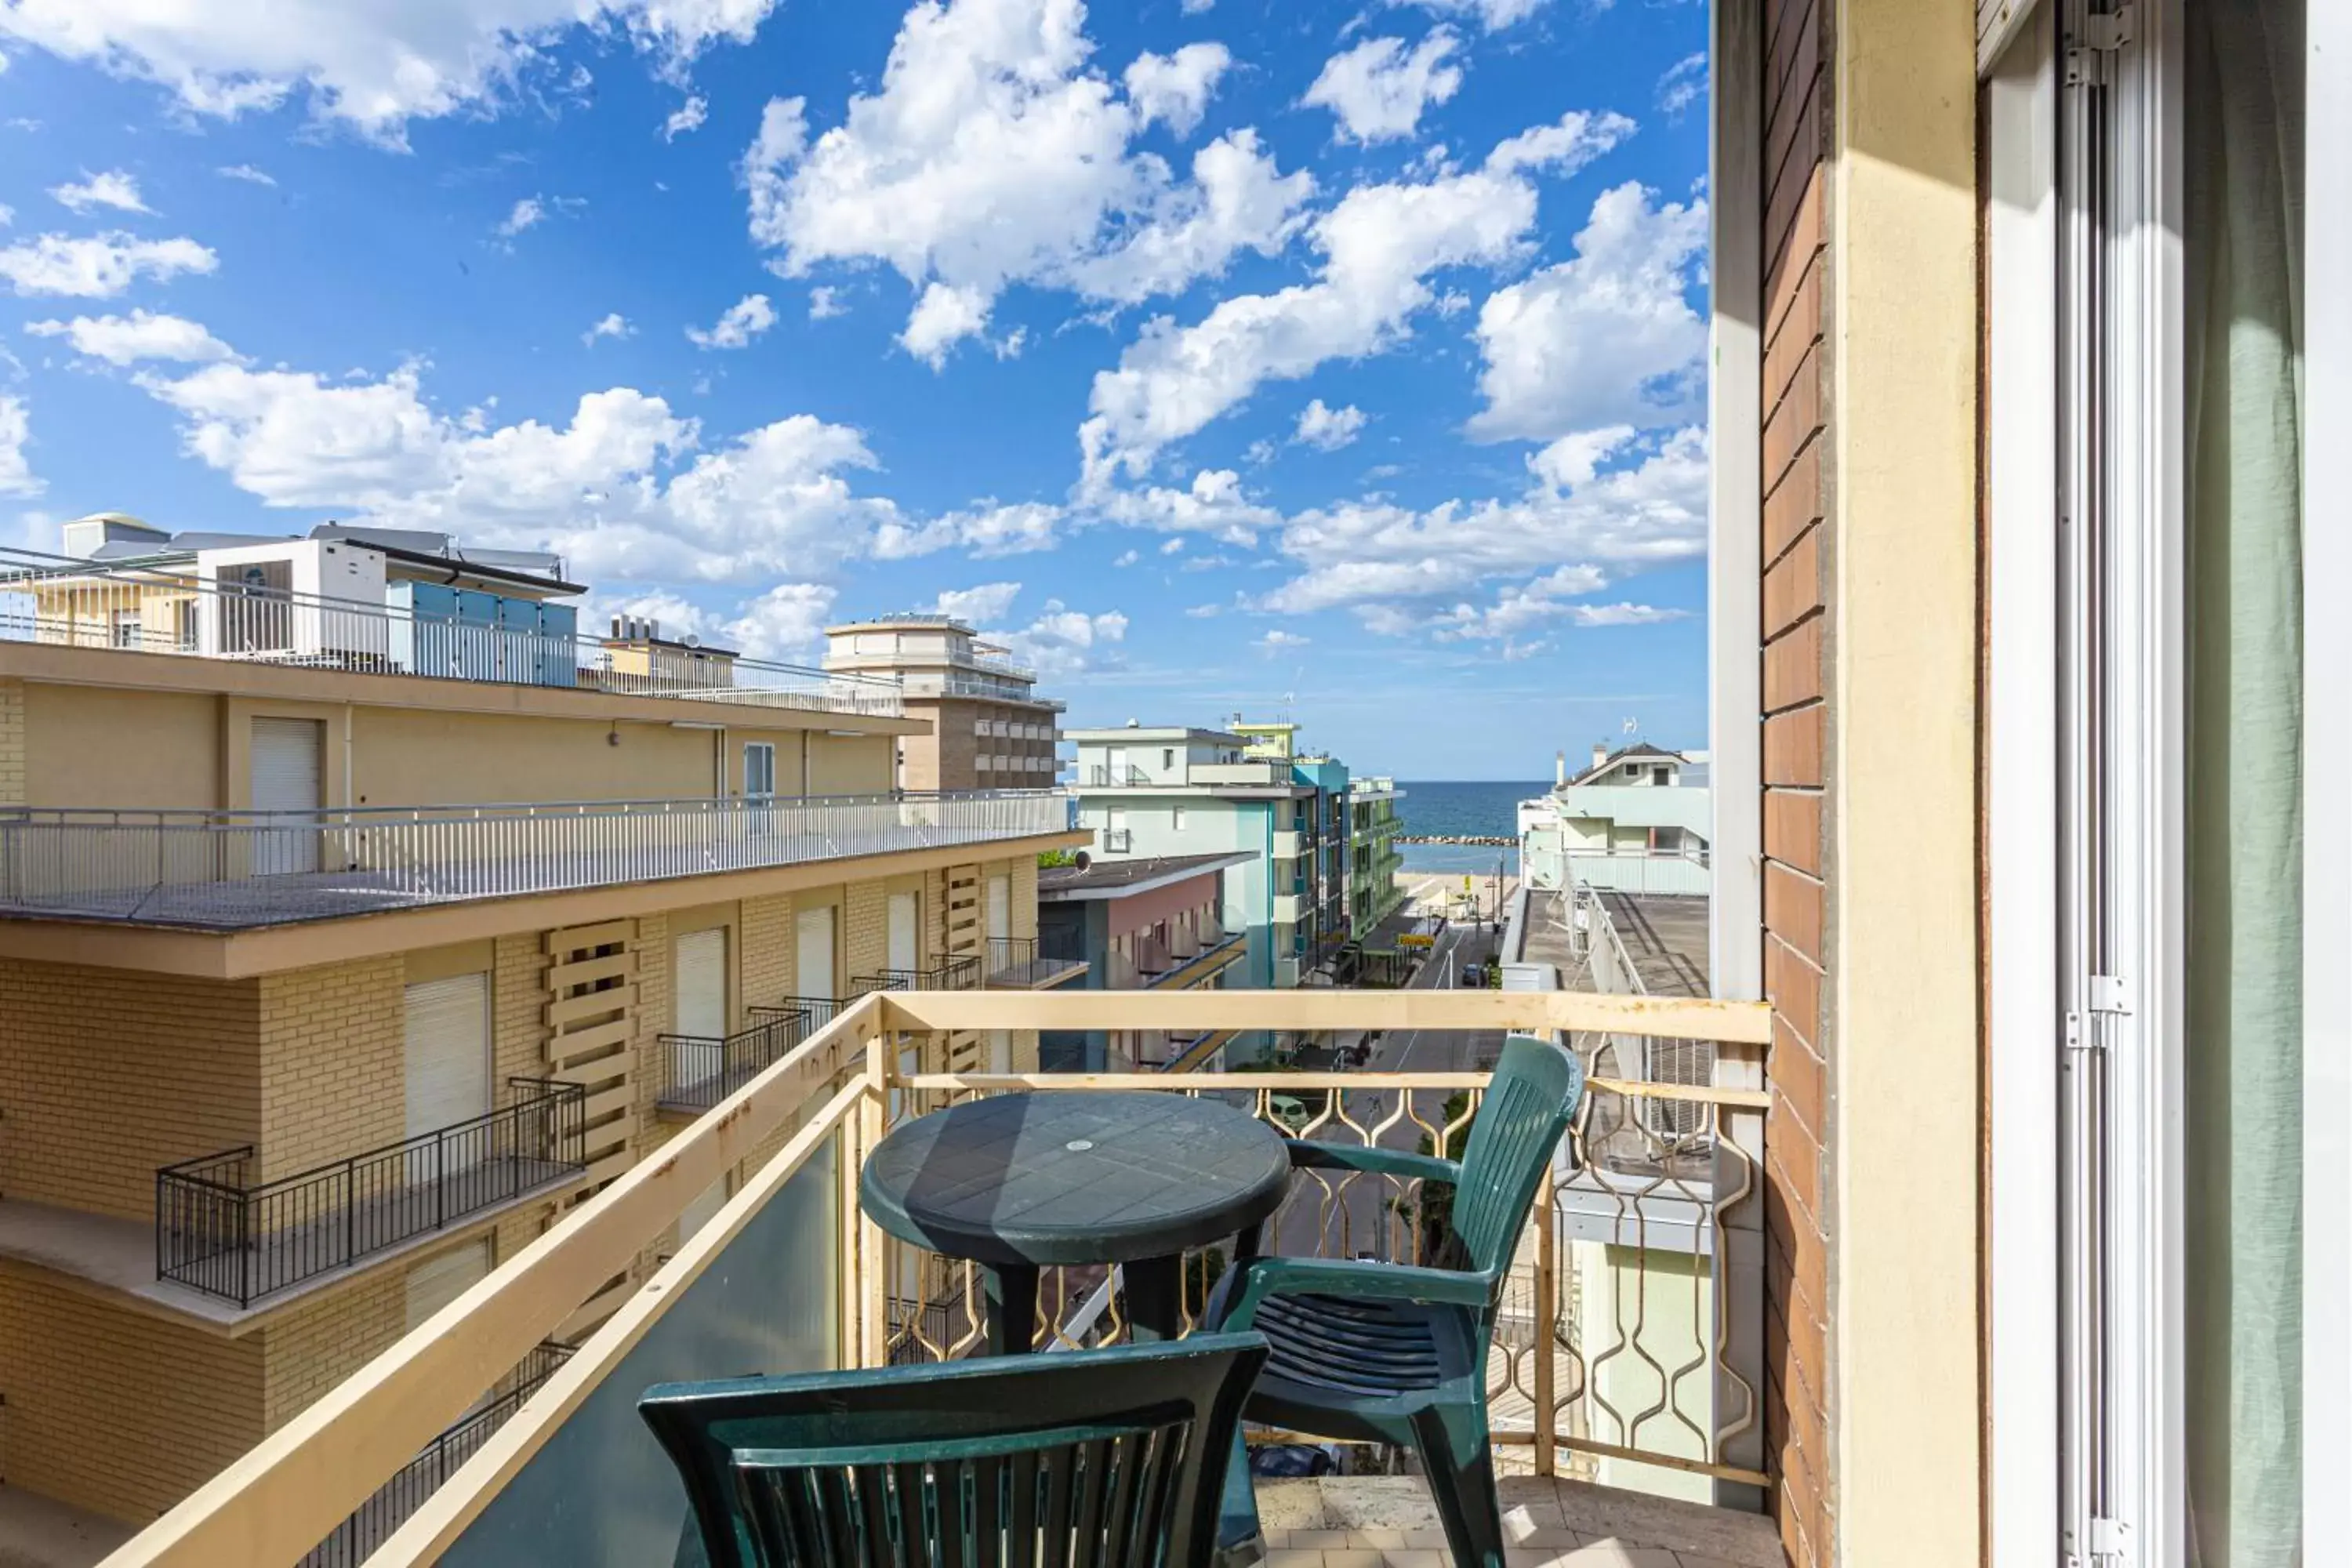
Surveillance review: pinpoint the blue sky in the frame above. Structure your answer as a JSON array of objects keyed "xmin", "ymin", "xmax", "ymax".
[{"xmin": 0, "ymin": 0, "xmax": 1709, "ymax": 780}]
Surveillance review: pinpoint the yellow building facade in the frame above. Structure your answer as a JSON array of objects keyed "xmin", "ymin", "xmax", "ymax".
[{"xmin": 0, "ymin": 623, "xmax": 1076, "ymax": 1530}]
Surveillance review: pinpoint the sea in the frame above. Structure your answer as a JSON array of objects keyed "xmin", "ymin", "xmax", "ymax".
[{"xmin": 1391, "ymin": 780, "xmax": 1547, "ymax": 875}]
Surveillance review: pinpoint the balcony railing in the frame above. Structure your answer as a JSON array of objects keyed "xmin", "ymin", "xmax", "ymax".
[
  {"xmin": 659, "ymin": 998, "xmax": 844, "ymax": 1115},
  {"xmin": 1101, "ymin": 826, "xmax": 1133, "ymax": 853},
  {"xmin": 1104, "ymin": 927, "xmax": 1244, "ymax": 989},
  {"xmin": 0, "ymin": 546, "xmax": 902, "ymax": 716},
  {"xmin": 298, "ymin": 1340, "xmax": 575, "ymax": 1568},
  {"xmin": 1083, "ymin": 764, "xmax": 1150, "ymax": 786},
  {"xmin": 0, "ymin": 789, "xmax": 1075, "ymax": 928},
  {"xmin": 155, "ymin": 1079, "xmax": 586, "ymax": 1308},
  {"xmin": 111, "ymin": 989, "xmax": 1773, "ymax": 1568},
  {"xmin": 851, "ymin": 955, "xmax": 983, "ymax": 994},
  {"xmin": 983, "ymin": 933, "xmax": 1087, "ymax": 989}
]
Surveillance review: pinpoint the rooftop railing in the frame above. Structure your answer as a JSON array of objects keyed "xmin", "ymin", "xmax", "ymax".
[
  {"xmin": 0, "ymin": 789, "xmax": 1075, "ymax": 928},
  {"xmin": 0, "ymin": 546, "xmax": 902, "ymax": 717},
  {"xmin": 156, "ymin": 1080, "xmax": 586, "ymax": 1308},
  {"xmin": 107, "ymin": 989, "xmax": 1773, "ymax": 1568}
]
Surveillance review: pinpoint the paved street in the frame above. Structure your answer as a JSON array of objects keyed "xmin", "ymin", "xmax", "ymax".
[{"xmin": 1273, "ymin": 920, "xmax": 1504, "ymax": 1265}]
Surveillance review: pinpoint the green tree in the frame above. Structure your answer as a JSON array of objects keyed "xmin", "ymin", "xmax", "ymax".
[{"xmin": 1037, "ymin": 848, "xmax": 1077, "ymax": 868}]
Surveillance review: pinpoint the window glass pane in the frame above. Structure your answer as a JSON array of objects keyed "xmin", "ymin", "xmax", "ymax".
[{"xmin": 2184, "ymin": 3, "xmax": 2305, "ymax": 1558}]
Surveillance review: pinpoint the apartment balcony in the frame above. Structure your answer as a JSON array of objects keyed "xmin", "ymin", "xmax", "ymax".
[
  {"xmin": 1272, "ymin": 891, "xmax": 1306, "ymax": 924},
  {"xmin": 0, "ymin": 545, "xmax": 903, "ymax": 718},
  {"xmin": 658, "ymin": 998, "xmax": 844, "ymax": 1116},
  {"xmin": 1552, "ymin": 846, "xmax": 1712, "ymax": 898},
  {"xmin": 0, "ymin": 789, "xmax": 1075, "ymax": 930},
  {"xmin": 131, "ymin": 989, "xmax": 1777, "ymax": 1568},
  {"xmin": 1081, "ymin": 763, "xmax": 1151, "ymax": 786},
  {"xmin": 1190, "ymin": 759, "xmax": 1290, "ymax": 787},
  {"xmin": 982, "ymin": 933, "xmax": 1089, "ymax": 989},
  {"xmin": 1270, "ymin": 828, "xmax": 1305, "ymax": 860},
  {"xmin": 895, "ymin": 670, "xmax": 1065, "ymax": 710},
  {"xmin": 155, "ymin": 1080, "xmax": 586, "ymax": 1309},
  {"xmin": 1102, "ymin": 927, "xmax": 1245, "ymax": 990},
  {"xmin": 851, "ymin": 955, "xmax": 984, "ymax": 994}
]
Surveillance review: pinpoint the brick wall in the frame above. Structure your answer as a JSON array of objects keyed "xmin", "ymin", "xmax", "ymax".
[
  {"xmin": 0, "ymin": 1275, "xmax": 265, "ymax": 1524},
  {"xmin": 1758, "ymin": 0, "xmax": 1835, "ymax": 1562},
  {"xmin": 844, "ymin": 880, "xmax": 887, "ymax": 987},
  {"xmin": 0, "ymin": 676, "xmax": 24, "ymax": 803},
  {"xmin": 257, "ymin": 956, "xmax": 407, "ymax": 1181},
  {"xmin": 0, "ymin": 960, "xmax": 263, "ymax": 1219}
]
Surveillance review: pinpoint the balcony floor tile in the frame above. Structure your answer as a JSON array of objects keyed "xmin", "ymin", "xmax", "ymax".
[{"xmin": 1252, "ymin": 1477, "xmax": 1779, "ymax": 1568}]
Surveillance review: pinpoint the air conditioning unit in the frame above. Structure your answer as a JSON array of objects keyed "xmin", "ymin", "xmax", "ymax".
[{"xmin": 194, "ymin": 540, "xmax": 390, "ymax": 666}]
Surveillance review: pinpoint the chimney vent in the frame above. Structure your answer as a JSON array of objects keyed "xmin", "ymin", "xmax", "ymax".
[
  {"xmin": 1556, "ymin": 750, "xmax": 1566, "ymax": 789},
  {"xmin": 1592, "ymin": 742, "xmax": 1608, "ymax": 772}
]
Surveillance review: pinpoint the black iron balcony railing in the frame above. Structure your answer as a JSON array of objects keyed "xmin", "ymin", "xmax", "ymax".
[
  {"xmin": 156, "ymin": 1079, "xmax": 586, "ymax": 1308},
  {"xmin": 299, "ymin": 1339, "xmax": 576, "ymax": 1568},
  {"xmin": 851, "ymin": 956, "xmax": 983, "ymax": 995},
  {"xmin": 658, "ymin": 998, "xmax": 844, "ymax": 1115},
  {"xmin": 984, "ymin": 931, "xmax": 1088, "ymax": 988}
]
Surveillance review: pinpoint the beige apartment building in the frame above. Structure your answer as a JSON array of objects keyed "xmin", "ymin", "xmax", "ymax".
[
  {"xmin": 0, "ymin": 524, "xmax": 1081, "ymax": 1535},
  {"xmin": 822, "ymin": 613, "xmax": 1063, "ymax": 792}
]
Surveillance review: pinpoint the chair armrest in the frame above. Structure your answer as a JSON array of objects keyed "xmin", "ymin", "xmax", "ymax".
[
  {"xmin": 1283, "ymin": 1141, "xmax": 1461, "ymax": 1187},
  {"xmin": 1211, "ymin": 1254, "xmax": 1493, "ymax": 1330}
]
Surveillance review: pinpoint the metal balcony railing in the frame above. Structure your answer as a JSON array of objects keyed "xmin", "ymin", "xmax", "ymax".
[
  {"xmin": 120, "ymin": 988, "xmax": 1784, "ymax": 1561},
  {"xmin": 659, "ymin": 998, "xmax": 844, "ymax": 1115},
  {"xmin": 0, "ymin": 546, "xmax": 902, "ymax": 716},
  {"xmin": 156, "ymin": 1080, "xmax": 586, "ymax": 1308},
  {"xmin": 0, "ymin": 789, "xmax": 1075, "ymax": 928},
  {"xmin": 1083, "ymin": 764, "xmax": 1150, "ymax": 786},
  {"xmin": 299, "ymin": 1339, "xmax": 575, "ymax": 1568},
  {"xmin": 983, "ymin": 933, "xmax": 1087, "ymax": 988},
  {"xmin": 1101, "ymin": 826, "xmax": 1133, "ymax": 853},
  {"xmin": 851, "ymin": 955, "xmax": 983, "ymax": 994}
]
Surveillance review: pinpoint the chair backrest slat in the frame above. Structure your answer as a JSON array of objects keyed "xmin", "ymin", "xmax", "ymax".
[
  {"xmin": 641, "ymin": 1334, "xmax": 1268, "ymax": 1568},
  {"xmin": 1449, "ymin": 1034, "xmax": 1586, "ymax": 1281}
]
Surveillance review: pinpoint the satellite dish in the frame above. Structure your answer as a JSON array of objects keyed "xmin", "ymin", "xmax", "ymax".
[
  {"xmin": 1073, "ymin": 850, "xmax": 1093, "ymax": 870},
  {"xmin": 681, "ymin": 633, "xmax": 703, "ymax": 648}
]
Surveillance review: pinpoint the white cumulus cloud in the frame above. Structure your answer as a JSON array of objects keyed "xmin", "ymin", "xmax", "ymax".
[
  {"xmin": 1301, "ymin": 31, "xmax": 1462, "ymax": 145},
  {"xmin": 1123, "ymin": 42, "xmax": 1229, "ymax": 136},
  {"xmin": 1258, "ymin": 424, "xmax": 1706, "ymax": 632},
  {"xmin": 686, "ymin": 292, "xmax": 777, "ymax": 350},
  {"xmin": 50, "ymin": 169, "xmax": 153, "ymax": 216},
  {"xmin": 1292, "ymin": 399, "xmax": 1366, "ymax": 451},
  {"xmin": 0, "ymin": 232, "xmax": 219, "ymax": 297},
  {"xmin": 0, "ymin": 393, "xmax": 42, "ymax": 496},
  {"xmin": 582, "ymin": 311, "xmax": 634, "ymax": 347},
  {"xmin": 1078, "ymin": 109, "xmax": 1632, "ymax": 487},
  {"xmin": 933, "ymin": 581, "xmax": 1024, "ymax": 625},
  {"xmin": 1467, "ymin": 181, "xmax": 1707, "ymax": 443},
  {"xmin": 741, "ymin": 0, "xmax": 1305, "ymax": 365},
  {"xmin": 495, "ymin": 196, "xmax": 545, "ymax": 238},
  {"xmin": 27, "ymin": 309, "xmax": 239, "ymax": 364},
  {"xmin": 0, "ymin": 0, "xmax": 783, "ymax": 145},
  {"xmin": 217, "ymin": 163, "xmax": 277, "ymax": 186},
  {"xmin": 991, "ymin": 600, "xmax": 1128, "ymax": 678},
  {"xmin": 1392, "ymin": 0, "xmax": 1548, "ymax": 31},
  {"xmin": 662, "ymin": 93, "xmax": 709, "ymax": 140}
]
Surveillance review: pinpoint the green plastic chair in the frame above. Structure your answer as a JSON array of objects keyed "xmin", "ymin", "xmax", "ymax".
[
  {"xmin": 638, "ymin": 1332, "xmax": 1270, "ymax": 1568},
  {"xmin": 1207, "ymin": 1033, "xmax": 1585, "ymax": 1567}
]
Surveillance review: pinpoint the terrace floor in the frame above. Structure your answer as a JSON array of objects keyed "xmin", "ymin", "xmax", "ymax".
[{"xmin": 1254, "ymin": 1475, "xmax": 1779, "ymax": 1568}]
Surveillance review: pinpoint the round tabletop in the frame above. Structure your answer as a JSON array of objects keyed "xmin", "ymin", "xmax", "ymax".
[{"xmin": 859, "ymin": 1091, "xmax": 1290, "ymax": 1269}]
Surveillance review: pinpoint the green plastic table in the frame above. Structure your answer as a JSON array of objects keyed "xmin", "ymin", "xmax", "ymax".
[{"xmin": 859, "ymin": 1091, "xmax": 1290, "ymax": 1354}]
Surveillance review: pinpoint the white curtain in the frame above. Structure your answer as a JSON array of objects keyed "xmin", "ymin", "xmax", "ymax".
[{"xmin": 2185, "ymin": 1, "xmax": 2305, "ymax": 1563}]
